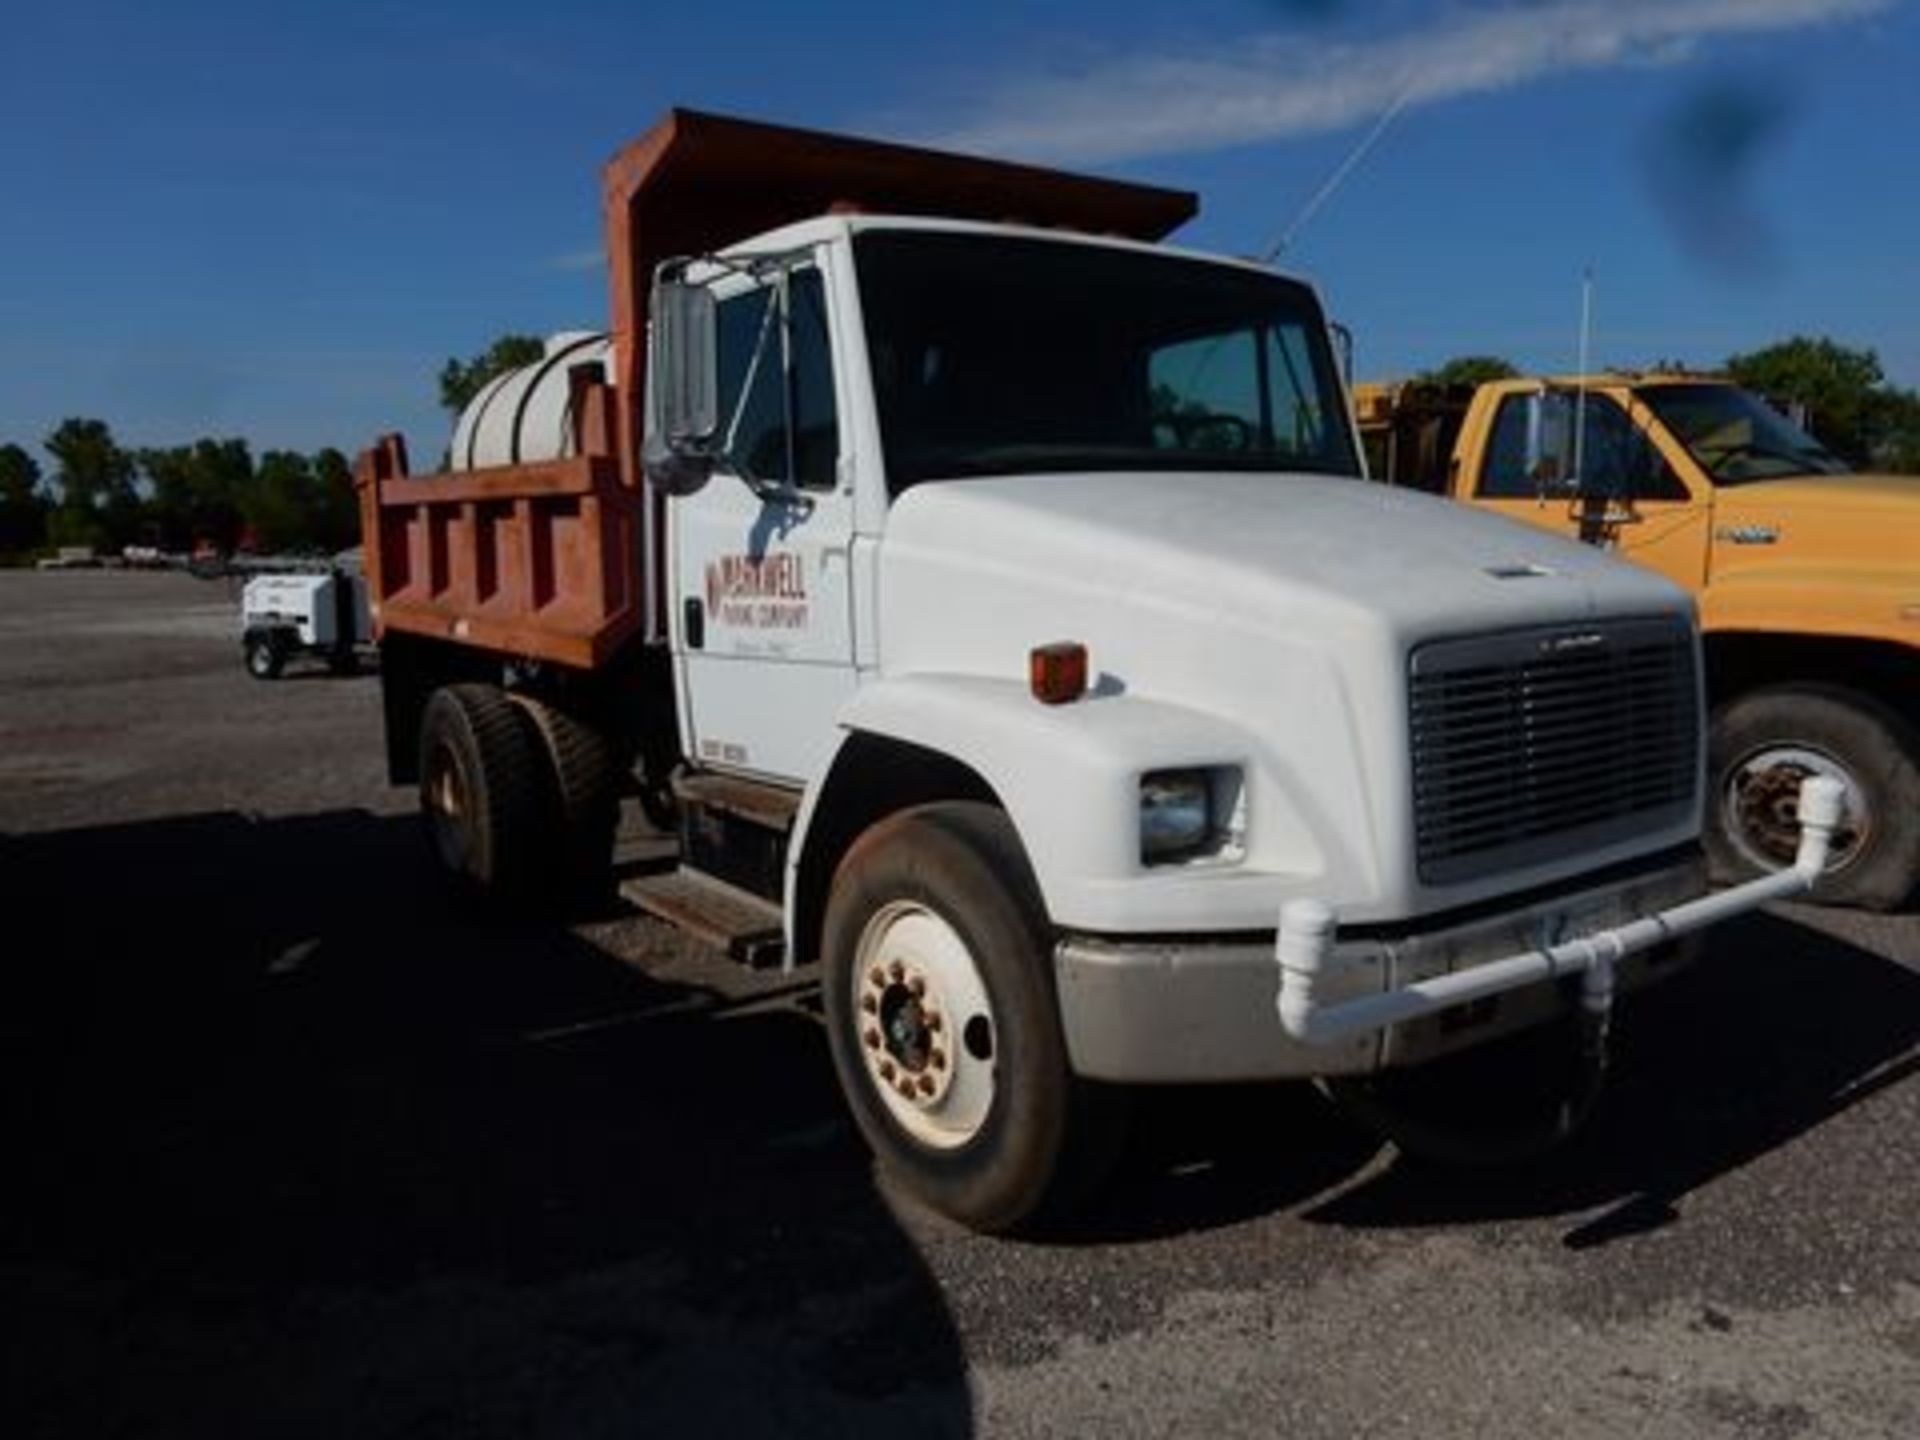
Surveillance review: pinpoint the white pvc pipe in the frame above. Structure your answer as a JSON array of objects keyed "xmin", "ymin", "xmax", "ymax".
[{"xmin": 1277, "ymin": 775, "xmax": 1844, "ymax": 1046}]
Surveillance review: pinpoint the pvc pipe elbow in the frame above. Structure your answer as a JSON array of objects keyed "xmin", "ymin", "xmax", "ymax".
[
  {"xmin": 1792, "ymin": 775, "xmax": 1845, "ymax": 883},
  {"xmin": 1276, "ymin": 898, "xmax": 1338, "ymax": 1041}
]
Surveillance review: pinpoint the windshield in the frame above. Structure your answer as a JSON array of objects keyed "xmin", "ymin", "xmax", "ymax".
[
  {"xmin": 853, "ymin": 231, "xmax": 1360, "ymax": 492},
  {"xmin": 1636, "ymin": 382, "xmax": 1851, "ymax": 485}
]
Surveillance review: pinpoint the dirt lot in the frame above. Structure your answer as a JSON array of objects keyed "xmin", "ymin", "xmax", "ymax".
[{"xmin": 4, "ymin": 569, "xmax": 1917, "ymax": 1439}]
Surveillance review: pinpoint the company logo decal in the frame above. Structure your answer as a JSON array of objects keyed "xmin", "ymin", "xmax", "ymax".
[{"xmin": 704, "ymin": 551, "xmax": 810, "ymax": 630}]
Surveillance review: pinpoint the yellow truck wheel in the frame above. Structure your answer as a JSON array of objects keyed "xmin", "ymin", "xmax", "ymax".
[{"xmin": 1707, "ymin": 684, "xmax": 1920, "ymax": 912}]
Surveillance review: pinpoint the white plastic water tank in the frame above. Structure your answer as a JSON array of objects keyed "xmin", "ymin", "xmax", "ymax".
[{"xmin": 447, "ymin": 331, "xmax": 613, "ymax": 471}]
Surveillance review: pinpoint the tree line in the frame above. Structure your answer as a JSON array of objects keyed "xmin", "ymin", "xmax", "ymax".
[
  {"xmin": 0, "ymin": 419, "xmax": 359, "ymax": 562},
  {"xmin": 4, "ymin": 332, "xmax": 1913, "ymax": 563},
  {"xmin": 0, "ymin": 337, "xmax": 548, "ymax": 564}
]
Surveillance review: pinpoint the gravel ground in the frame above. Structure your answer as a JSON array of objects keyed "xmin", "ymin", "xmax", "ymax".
[{"xmin": 3, "ymin": 569, "xmax": 1916, "ymax": 1438}]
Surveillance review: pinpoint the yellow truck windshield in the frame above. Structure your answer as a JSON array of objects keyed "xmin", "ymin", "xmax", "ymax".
[{"xmin": 1636, "ymin": 382, "xmax": 1851, "ymax": 485}]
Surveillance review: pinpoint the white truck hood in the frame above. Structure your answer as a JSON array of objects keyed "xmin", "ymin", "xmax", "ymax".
[
  {"xmin": 874, "ymin": 470, "xmax": 1698, "ymax": 924},
  {"xmin": 881, "ymin": 469, "xmax": 1688, "ymax": 658}
]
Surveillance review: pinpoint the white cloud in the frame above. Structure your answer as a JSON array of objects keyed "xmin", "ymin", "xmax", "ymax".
[
  {"xmin": 544, "ymin": 248, "xmax": 605, "ymax": 274},
  {"xmin": 933, "ymin": 0, "xmax": 1891, "ymax": 163}
]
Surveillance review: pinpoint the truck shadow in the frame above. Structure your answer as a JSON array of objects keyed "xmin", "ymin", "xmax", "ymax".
[
  {"xmin": 1, "ymin": 809, "xmax": 971, "ymax": 1439},
  {"xmin": 1069, "ymin": 911, "xmax": 1920, "ymax": 1247}
]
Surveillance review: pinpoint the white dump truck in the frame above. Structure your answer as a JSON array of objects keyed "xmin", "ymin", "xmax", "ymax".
[{"xmin": 354, "ymin": 111, "xmax": 1836, "ymax": 1233}]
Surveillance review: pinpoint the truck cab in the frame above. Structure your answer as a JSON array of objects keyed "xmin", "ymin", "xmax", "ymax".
[{"xmin": 1357, "ymin": 375, "xmax": 1920, "ymax": 911}]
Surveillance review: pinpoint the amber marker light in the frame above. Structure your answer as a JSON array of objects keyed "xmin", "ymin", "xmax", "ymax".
[{"xmin": 1029, "ymin": 641, "xmax": 1088, "ymax": 705}]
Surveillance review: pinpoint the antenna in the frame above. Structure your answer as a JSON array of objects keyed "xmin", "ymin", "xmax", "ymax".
[
  {"xmin": 1572, "ymin": 267, "xmax": 1593, "ymax": 487},
  {"xmin": 1264, "ymin": 86, "xmax": 1412, "ymax": 264}
]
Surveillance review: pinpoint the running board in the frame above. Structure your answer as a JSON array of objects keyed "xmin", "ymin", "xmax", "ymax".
[{"xmin": 620, "ymin": 866, "xmax": 785, "ymax": 969}]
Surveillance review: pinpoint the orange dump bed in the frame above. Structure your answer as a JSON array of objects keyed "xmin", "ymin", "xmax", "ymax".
[{"xmin": 356, "ymin": 109, "xmax": 1197, "ymax": 670}]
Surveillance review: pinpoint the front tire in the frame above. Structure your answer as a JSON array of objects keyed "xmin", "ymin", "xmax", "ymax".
[
  {"xmin": 822, "ymin": 802, "xmax": 1124, "ymax": 1233},
  {"xmin": 244, "ymin": 632, "xmax": 285, "ymax": 680},
  {"xmin": 1706, "ymin": 684, "xmax": 1920, "ymax": 912}
]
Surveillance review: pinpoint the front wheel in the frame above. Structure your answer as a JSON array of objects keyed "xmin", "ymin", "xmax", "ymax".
[
  {"xmin": 1706, "ymin": 684, "xmax": 1920, "ymax": 912},
  {"xmin": 243, "ymin": 632, "xmax": 285, "ymax": 680},
  {"xmin": 822, "ymin": 803, "xmax": 1125, "ymax": 1234}
]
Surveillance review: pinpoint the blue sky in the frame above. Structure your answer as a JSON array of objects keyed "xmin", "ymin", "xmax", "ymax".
[{"xmin": 1, "ymin": 0, "xmax": 1911, "ymax": 469}]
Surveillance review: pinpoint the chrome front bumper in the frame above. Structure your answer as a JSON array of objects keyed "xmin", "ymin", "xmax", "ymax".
[
  {"xmin": 1054, "ymin": 776, "xmax": 1841, "ymax": 1086},
  {"xmin": 1054, "ymin": 852, "xmax": 1704, "ymax": 1083}
]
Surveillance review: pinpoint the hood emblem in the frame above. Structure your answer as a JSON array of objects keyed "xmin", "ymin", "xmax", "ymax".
[{"xmin": 1540, "ymin": 631, "xmax": 1607, "ymax": 655}]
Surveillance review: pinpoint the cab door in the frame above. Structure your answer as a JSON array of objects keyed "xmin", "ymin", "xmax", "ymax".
[
  {"xmin": 669, "ymin": 259, "xmax": 858, "ymax": 785},
  {"xmin": 1467, "ymin": 389, "xmax": 1711, "ymax": 591}
]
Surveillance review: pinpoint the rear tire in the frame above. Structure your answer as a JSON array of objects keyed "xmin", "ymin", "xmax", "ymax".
[
  {"xmin": 1706, "ymin": 684, "xmax": 1920, "ymax": 912},
  {"xmin": 417, "ymin": 684, "xmax": 550, "ymax": 903},
  {"xmin": 510, "ymin": 693, "xmax": 623, "ymax": 893},
  {"xmin": 822, "ymin": 802, "xmax": 1126, "ymax": 1234}
]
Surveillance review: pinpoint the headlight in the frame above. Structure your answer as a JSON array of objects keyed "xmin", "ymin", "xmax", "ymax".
[{"xmin": 1140, "ymin": 768, "xmax": 1220, "ymax": 864}]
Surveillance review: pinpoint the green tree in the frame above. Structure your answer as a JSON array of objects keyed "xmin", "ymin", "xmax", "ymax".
[
  {"xmin": 1415, "ymin": 355, "xmax": 1519, "ymax": 388},
  {"xmin": 309, "ymin": 447, "xmax": 360, "ymax": 551},
  {"xmin": 438, "ymin": 334, "xmax": 544, "ymax": 418},
  {"xmin": 1724, "ymin": 335, "xmax": 1891, "ymax": 468},
  {"xmin": 1864, "ymin": 389, "xmax": 1920, "ymax": 474},
  {"xmin": 246, "ymin": 450, "xmax": 323, "ymax": 553},
  {"xmin": 44, "ymin": 417, "xmax": 138, "ymax": 550},
  {"xmin": 140, "ymin": 437, "xmax": 253, "ymax": 551},
  {"xmin": 0, "ymin": 443, "xmax": 47, "ymax": 555}
]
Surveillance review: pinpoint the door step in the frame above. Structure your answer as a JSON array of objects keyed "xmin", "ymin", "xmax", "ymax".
[
  {"xmin": 620, "ymin": 867, "xmax": 785, "ymax": 968},
  {"xmin": 672, "ymin": 771, "xmax": 802, "ymax": 833}
]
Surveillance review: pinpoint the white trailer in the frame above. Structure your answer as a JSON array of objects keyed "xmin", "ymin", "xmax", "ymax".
[{"xmin": 240, "ymin": 568, "xmax": 371, "ymax": 679}]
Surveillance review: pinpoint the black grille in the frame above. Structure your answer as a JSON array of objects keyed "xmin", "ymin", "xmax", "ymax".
[{"xmin": 1410, "ymin": 618, "xmax": 1699, "ymax": 886}]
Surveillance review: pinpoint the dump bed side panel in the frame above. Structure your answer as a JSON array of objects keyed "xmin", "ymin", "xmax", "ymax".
[{"xmin": 355, "ymin": 384, "xmax": 642, "ymax": 670}]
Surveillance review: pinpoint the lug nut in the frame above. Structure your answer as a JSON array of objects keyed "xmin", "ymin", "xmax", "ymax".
[
  {"xmin": 868, "ymin": 965, "xmax": 885, "ymax": 988},
  {"xmin": 908, "ymin": 976, "xmax": 926, "ymax": 999},
  {"xmin": 889, "ymin": 961, "xmax": 905, "ymax": 983},
  {"xmin": 917, "ymin": 1074, "xmax": 936, "ymax": 1096},
  {"xmin": 897, "ymin": 1080, "xmax": 918, "ymax": 1101},
  {"xmin": 863, "ymin": 1028, "xmax": 881, "ymax": 1050},
  {"xmin": 861, "ymin": 994, "xmax": 878, "ymax": 1015},
  {"xmin": 930, "ymin": 1048, "xmax": 946, "ymax": 1071},
  {"xmin": 879, "ymin": 1060, "xmax": 896, "ymax": 1082},
  {"xmin": 925, "ymin": 1012, "xmax": 943, "ymax": 1034}
]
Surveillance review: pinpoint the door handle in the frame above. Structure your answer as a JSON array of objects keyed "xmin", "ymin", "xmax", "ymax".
[{"xmin": 683, "ymin": 596, "xmax": 705, "ymax": 650}]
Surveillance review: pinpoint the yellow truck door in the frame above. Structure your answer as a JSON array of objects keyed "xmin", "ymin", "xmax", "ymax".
[{"xmin": 1462, "ymin": 387, "xmax": 1711, "ymax": 592}]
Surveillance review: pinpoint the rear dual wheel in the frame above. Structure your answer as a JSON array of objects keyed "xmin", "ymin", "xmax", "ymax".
[
  {"xmin": 417, "ymin": 684, "xmax": 623, "ymax": 906},
  {"xmin": 419, "ymin": 684, "xmax": 547, "ymax": 902}
]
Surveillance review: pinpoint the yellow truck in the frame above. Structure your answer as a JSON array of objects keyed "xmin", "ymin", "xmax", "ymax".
[{"xmin": 1355, "ymin": 374, "xmax": 1920, "ymax": 910}]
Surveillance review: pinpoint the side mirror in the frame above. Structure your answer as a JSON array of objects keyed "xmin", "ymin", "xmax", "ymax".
[
  {"xmin": 1519, "ymin": 390, "xmax": 1579, "ymax": 496},
  {"xmin": 642, "ymin": 276, "xmax": 719, "ymax": 495}
]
